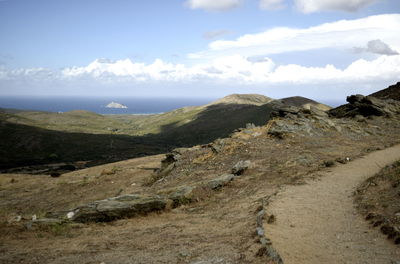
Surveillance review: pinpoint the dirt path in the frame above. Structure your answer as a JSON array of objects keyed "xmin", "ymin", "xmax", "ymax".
[{"xmin": 265, "ymin": 144, "xmax": 400, "ymax": 264}]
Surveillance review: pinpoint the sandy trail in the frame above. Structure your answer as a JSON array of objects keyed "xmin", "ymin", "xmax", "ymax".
[{"xmin": 265, "ymin": 144, "xmax": 400, "ymax": 264}]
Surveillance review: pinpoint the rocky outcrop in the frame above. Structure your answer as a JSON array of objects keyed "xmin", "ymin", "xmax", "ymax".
[
  {"xmin": 268, "ymin": 101, "xmax": 301, "ymax": 118},
  {"xmin": 207, "ymin": 174, "xmax": 235, "ymax": 190},
  {"xmin": 60, "ymin": 194, "xmax": 169, "ymax": 223},
  {"xmin": 329, "ymin": 94, "xmax": 400, "ymax": 118},
  {"xmin": 151, "ymin": 149, "xmax": 186, "ymax": 182},
  {"xmin": 159, "ymin": 186, "xmax": 195, "ymax": 207},
  {"xmin": 232, "ymin": 160, "xmax": 251, "ymax": 175}
]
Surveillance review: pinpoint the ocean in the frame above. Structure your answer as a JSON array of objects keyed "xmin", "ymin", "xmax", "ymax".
[
  {"xmin": 0, "ymin": 96, "xmax": 214, "ymax": 114},
  {"xmin": 0, "ymin": 96, "xmax": 344, "ymax": 115}
]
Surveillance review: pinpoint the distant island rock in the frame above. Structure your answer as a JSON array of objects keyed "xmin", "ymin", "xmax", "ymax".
[{"xmin": 105, "ymin": 102, "xmax": 128, "ymax": 109}]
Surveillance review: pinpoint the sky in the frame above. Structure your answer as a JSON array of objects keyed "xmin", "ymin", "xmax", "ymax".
[{"xmin": 0, "ymin": 0, "xmax": 399, "ymax": 101}]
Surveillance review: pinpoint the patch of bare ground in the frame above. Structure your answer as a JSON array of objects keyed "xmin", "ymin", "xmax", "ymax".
[
  {"xmin": 265, "ymin": 144, "xmax": 400, "ymax": 264},
  {"xmin": 355, "ymin": 160, "xmax": 400, "ymax": 245},
  {"xmin": 1, "ymin": 106, "xmax": 400, "ymax": 263}
]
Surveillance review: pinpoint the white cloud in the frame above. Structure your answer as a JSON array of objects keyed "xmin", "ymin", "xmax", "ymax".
[
  {"xmin": 189, "ymin": 14, "xmax": 400, "ymax": 59},
  {"xmin": 354, "ymin": 39, "xmax": 399, "ymax": 55},
  {"xmin": 203, "ymin": 30, "xmax": 232, "ymax": 40},
  {"xmin": 185, "ymin": 0, "xmax": 241, "ymax": 11},
  {"xmin": 260, "ymin": 0, "xmax": 286, "ymax": 10},
  {"xmin": 294, "ymin": 0, "xmax": 378, "ymax": 13},
  {"xmin": 1, "ymin": 54, "xmax": 399, "ymax": 100},
  {"xmin": 2, "ymin": 54, "xmax": 399, "ymax": 86},
  {"xmin": 366, "ymin": 39, "xmax": 399, "ymax": 55}
]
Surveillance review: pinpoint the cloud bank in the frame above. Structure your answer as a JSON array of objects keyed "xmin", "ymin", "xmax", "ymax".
[
  {"xmin": 1, "ymin": 14, "xmax": 398, "ymax": 99},
  {"xmin": 190, "ymin": 14, "xmax": 400, "ymax": 59},
  {"xmin": 260, "ymin": 0, "xmax": 286, "ymax": 10},
  {"xmin": 294, "ymin": 0, "xmax": 378, "ymax": 13},
  {"xmin": 1, "ymin": 54, "xmax": 399, "ymax": 86},
  {"xmin": 185, "ymin": 0, "xmax": 241, "ymax": 11},
  {"xmin": 185, "ymin": 0, "xmax": 380, "ymax": 13}
]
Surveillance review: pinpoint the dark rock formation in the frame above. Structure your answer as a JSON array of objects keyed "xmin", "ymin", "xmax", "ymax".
[
  {"xmin": 369, "ymin": 82, "xmax": 400, "ymax": 101},
  {"xmin": 329, "ymin": 94, "xmax": 400, "ymax": 118}
]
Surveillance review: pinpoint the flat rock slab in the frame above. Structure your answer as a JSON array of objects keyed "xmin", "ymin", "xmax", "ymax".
[
  {"xmin": 207, "ymin": 174, "xmax": 235, "ymax": 190},
  {"xmin": 66, "ymin": 194, "xmax": 168, "ymax": 223}
]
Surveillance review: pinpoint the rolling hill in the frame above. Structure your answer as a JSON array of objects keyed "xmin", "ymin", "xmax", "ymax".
[{"xmin": 0, "ymin": 93, "xmax": 330, "ymax": 170}]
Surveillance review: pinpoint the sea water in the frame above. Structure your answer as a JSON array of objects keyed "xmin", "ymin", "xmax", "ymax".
[{"xmin": 0, "ymin": 96, "xmax": 214, "ymax": 114}]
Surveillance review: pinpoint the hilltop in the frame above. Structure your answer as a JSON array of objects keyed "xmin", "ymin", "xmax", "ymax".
[
  {"xmin": 279, "ymin": 96, "xmax": 331, "ymax": 111},
  {"xmin": 205, "ymin": 93, "xmax": 273, "ymax": 106}
]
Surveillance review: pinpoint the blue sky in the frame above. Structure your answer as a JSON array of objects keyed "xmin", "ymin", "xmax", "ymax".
[{"xmin": 0, "ymin": 0, "xmax": 399, "ymax": 101}]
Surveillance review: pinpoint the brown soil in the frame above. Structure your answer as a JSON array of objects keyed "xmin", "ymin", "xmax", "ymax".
[
  {"xmin": 1, "ymin": 113, "xmax": 400, "ymax": 263},
  {"xmin": 265, "ymin": 145, "xmax": 400, "ymax": 264}
]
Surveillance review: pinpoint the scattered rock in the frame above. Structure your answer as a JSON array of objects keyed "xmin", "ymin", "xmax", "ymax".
[
  {"xmin": 365, "ymin": 212, "xmax": 377, "ymax": 220},
  {"xmin": 256, "ymin": 227, "xmax": 265, "ymax": 237},
  {"xmin": 335, "ymin": 157, "xmax": 349, "ymax": 164},
  {"xmin": 207, "ymin": 174, "xmax": 235, "ymax": 190},
  {"xmin": 210, "ymin": 139, "xmax": 226, "ymax": 154},
  {"xmin": 8, "ymin": 215, "xmax": 22, "ymax": 223},
  {"xmin": 323, "ymin": 160, "xmax": 335, "ymax": 167},
  {"xmin": 232, "ymin": 160, "xmax": 251, "ymax": 175},
  {"xmin": 153, "ymin": 149, "xmax": 184, "ymax": 179},
  {"xmin": 267, "ymin": 214, "xmax": 276, "ymax": 224},
  {"xmin": 246, "ymin": 123, "xmax": 256, "ymax": 129},
  {"xmin": 254, "ymin": 200, "xmax": 284, "ymax": 264},
  {"xmin": 259, "ymin": 237, "xmax": 272, "ymax": 246},
  {"xmin": 164, "ymin": 186, "xmax": 194, "ymax": 207},
  {"xmin": 256, "ymin": 209, "xmax": 265, "ymax": 227}
]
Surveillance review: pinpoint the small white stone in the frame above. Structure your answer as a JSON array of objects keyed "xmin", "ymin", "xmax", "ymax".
[{"xmin": 67, "ymin": 211, "xmax": 75, "ymax": 219}]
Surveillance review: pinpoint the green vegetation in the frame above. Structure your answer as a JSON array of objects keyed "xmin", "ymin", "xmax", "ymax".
[{"xmin": 0, "ymin": 94, "xmax": 329, "ymax": 170}]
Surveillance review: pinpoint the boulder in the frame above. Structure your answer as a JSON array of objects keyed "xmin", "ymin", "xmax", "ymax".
[
  {"xmin": 329, "ymin": 94, "xmax": 400, "ymax": 118},
  {"xmin": 163, "ymin": 186, "xmax": 195, "ymax": 207},
  {"xmin": 232, "ymin": 160, "xmax": 251, "ymax": 175},
  {"xmin": 207, "ymin": 174, "xmax": 235, "ymax": 190},
  {"xmin": 246, "ymin": 123, "xmax": 256, "ymax": 129},
  {"xmin": 309, "ymin": 105, "xmax": 328, "ymax": 117},
  {"xmin": 210, "ymin": 138, "xmax": 226, "ymax": 154},
  {"xmin": 67, "ymin": 194, "xmax": 168, "ymax": 223}
]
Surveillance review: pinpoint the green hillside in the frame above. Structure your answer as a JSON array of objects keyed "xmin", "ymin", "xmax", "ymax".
[{"xmin": 0, "ymin": 94, "xmax": 328, "ymax": 170}]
